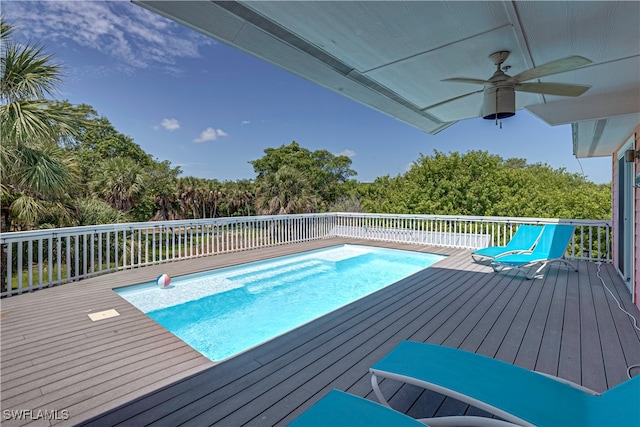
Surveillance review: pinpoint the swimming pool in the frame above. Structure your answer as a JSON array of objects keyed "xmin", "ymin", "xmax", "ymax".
[{"xmin": 115, "ymin": 244, "xmax": 444, "ymax": 361}]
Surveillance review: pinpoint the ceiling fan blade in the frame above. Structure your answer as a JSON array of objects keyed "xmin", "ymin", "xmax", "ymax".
[
  {"xmin": 513, "ymin": 56, "xmax": 592, "ymax": 82},
  {"xmin": 516, "ymin": 82, "xmax": 591, "ymax": 97},
  {"xmin": 422, "ymin": 89, "xmax": 484, "ymax": 111},
  {"xmin": 441, "ymin": 77, "xmax": 489, "ymax": 85}
]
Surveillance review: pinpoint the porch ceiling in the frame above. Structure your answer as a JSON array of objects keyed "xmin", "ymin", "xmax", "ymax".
[{"xmin": 134, "ymin": 1, "xmax": 640, "ymax": 157}]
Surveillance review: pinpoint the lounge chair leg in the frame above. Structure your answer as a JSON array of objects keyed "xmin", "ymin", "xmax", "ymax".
[
  {"xmin": 471, "ymin": 255, "xmax": 491, "ymax": 264},
  {"xmin": 563, "ymin": 259, "xmax": 578, "ymax": 272},
  {"xmin": 524, "ymin": 262, "xmax": 548, "ymax": 279},
  {"xmin": 371, "ymin": 374, "xmax": 391, "ymax": 407},
  {"xmin": 491, "ymin": 264, "xmax": 506, "ymax": 273}
]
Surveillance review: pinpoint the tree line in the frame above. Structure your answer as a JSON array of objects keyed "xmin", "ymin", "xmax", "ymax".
[
  {"xmin": 0, "ymin": 17, "xmax": 611, "ymax": 232},
  {"xmin": 361, "ymin": 151, "xmax": 610, "ymax": 220}
]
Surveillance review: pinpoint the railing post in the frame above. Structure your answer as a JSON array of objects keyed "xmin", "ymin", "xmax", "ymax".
[
  {"xmin": 47, "ymin": 236, "xmax": 53, "ymax": 286},
  {"xmin": 6, "ymin": 244, "xmax": 13, "ymax": 296}
]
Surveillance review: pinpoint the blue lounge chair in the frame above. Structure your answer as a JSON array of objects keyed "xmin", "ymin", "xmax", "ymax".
[
  {"xmin": 288, "ymin": 389, "xmax": 516, "ymax": 427},
  {"xmin": 370, "ymin": 341, "xmax": 640, "ymax": 427},
  {"xmin": 471, "ymin": 224, "xmax": 543, "ymax": 263},
  {"xmin": 490, "ymin": 224, "xmax": 577, "ymax": 279},
  {"xmin": 287, "ymin": 389, "xmax": 422, "ymax": 426}
]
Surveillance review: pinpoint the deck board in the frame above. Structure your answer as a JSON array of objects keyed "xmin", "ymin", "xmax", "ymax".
[
  {"xmin": 535, "ymin": 268, "xmax": 567, "ymax": 376},
  {"xmin": 578, "ymin": 261, "xmax": 609, "ymax": 391},
  {"xmin": 515, "ymin": 266, "xmax": 558, "ymax": 369},
  {"xmin": 558, "ymin": 261, "xmax": 584, "ymax": 386},
  {"xmin": 1, "ymin": 238, "xmax": 638, "ymax": 426}
]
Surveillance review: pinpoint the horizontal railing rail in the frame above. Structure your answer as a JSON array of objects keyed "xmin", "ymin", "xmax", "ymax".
[
  {"xmin": 0, "ymin": 214, "xmax": 336, "ymax": 297},
  {"xmin": 331, "ymin": 213, "xmax": 611, "ymax": 261},
  {"xmin": 0, "ymin": 213, "xmax": 611, "ymax": 297}
]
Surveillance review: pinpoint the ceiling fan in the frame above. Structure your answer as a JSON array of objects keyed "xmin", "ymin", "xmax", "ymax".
[{"xmin": 430, "ymin": 51, "xmax": 592, "ymax": 120}]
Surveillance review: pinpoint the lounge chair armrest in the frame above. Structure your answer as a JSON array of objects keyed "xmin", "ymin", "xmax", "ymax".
[
  {"xmin": 533, "ymin": 371, "xmax": 600, "ymax": 395},
  {"xmin": 492, "ymin": 250, "xmax": 533, "ymax": 261},
  {"xmin": 418, "ymin": 416, "xmax": 522, "ymax": 427}
]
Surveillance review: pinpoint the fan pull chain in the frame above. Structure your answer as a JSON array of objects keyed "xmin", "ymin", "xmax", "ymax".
[
  {"xmin": 495, "ymin": 90, "xmax": 499, "ymax": 127},
  {"xmin": 493, "ymin": 89, "xmax": 503, "ymax": 129}
]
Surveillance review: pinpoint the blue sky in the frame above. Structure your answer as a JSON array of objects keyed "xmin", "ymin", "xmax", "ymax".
[{"xmin": 4, "ymin": 0, "xmax": 611, "ymax": 184}]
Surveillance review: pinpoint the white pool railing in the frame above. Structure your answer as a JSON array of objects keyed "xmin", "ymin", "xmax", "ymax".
[{"xmin": 0, "ymin": 213, "xmax": 611, "ymax": 297}]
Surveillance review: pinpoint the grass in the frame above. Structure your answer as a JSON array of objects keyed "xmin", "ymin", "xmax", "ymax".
[{"xmin": 4, "ymin": 231, "xmax": 253, "ymax": 292}]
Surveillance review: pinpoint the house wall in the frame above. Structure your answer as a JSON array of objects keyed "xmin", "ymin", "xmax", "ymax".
[
  {"xmin": 612, "ymin": 151, "xmax": 618, "ymax": 264},
  {"xmin": 634, "ymin": 129, "xmax": 639, "ymax": 309},
  {"xmin": 612, "ymin": 126, "xmax": 639, "ymax": 309}
]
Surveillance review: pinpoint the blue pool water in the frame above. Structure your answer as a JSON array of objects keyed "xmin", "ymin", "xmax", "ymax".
[{"xmin": 115, "ymin": 244, "xmax": 444, "ymax": 361}]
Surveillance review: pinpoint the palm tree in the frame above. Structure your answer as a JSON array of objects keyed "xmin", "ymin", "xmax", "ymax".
[
  {"xmin": 193, "ymin": 178, "xmax": 208, "ymax": 219},
  {"xmin": 255, "ymin": 166, "xmax": 316, "ymax": 215},
  {"xmin": 1, "ymin": 17, "xmax": 84, "ymax": 230},
  {"xmin": 75, "ymin": 198, "xmax": 128, "ymax": 225},
  {"xmin": 235, "ymin": 179, "xmax": 255, "ymax": 216},
  {"xmin": 176, "ymin": 176, "xmax": 205, "ymax": 219},
  {"xmin": 90, "ymin": 157, "xmax": 145, "ymax": 212},
  {"xmin": 152, "ymin": 191, "xmax": 179, "ymax": 221},
  {"xmin": 225, "ymin": 182, "xmax": 243, "ymax": 217},
  {"xmin": 146, "ymin": 160, "xmax": 180, "ymax": 221},
  {"xmin": 4, "ymin": 144, "xmax": 78, "ymax": 229},
  {"xmin": 204, "ymin": 179, "xmax": 223, "ymax": 218}
]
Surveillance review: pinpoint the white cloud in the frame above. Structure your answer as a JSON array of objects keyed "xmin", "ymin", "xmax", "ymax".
[
  {"xmin": 241, "ymin": 120, "xmax": 251, "ymax": 125},
  {"xmin": 2, "ymin": 1, "xmax": 213, "ymax": 73},
  {"xmin": 194, "ymin": 127, "xmax": 228, "ymax": 143},
  {"xmin": 162, "ymin": 118, "xmax": 181, "ymax": 131},
  {"xmin": 337, "ymin": 149, "xmax": 357, "ymax": 158}
]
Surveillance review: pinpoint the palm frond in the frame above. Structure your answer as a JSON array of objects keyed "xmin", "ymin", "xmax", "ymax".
[
  {"xmin": 8, "ymin": 194, "xmax": 48, "ymax": 227},
  {"xmin": 0, "ymin": 99, "xmax": 85, "ymax": 144},
  {"xmin": 0, "ymin": 15, "xmax": 13, "ymax": 41},
  {"xmin": 11, "ymin": 143, "xmax": 78, "ymax": 198},
  {"xmin": 1, "ymin": 40, "xmax": 62, "ymax": 103},
  {"xmin": 90, "ymin": 157, "xmax": 144, "ymax": 211},
  {"xmin": 76, "ymin": 198, "xmax": 128, "ymax": 225}
]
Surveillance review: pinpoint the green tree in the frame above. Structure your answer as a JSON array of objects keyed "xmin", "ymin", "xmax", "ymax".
[
  {"xmin": 496, "ymin": 163, "xmax": 610, "ymax": 219},
  {"xmin": 90, "ymin": 157, "xmax": 145, "ymax": 212},
  {"xmin": 255, "ymin": 166, "xmax": 316, "ymax": 214},
  {"xmin": 1, "ymin": 17, "xmax": 85, "ymax": 230},
  {"xmin": 224, "ymin": 179, "xmax": 255, "ymax": 217},
  {"xmin": 176, "ymin": 176, "xmax": 203, "ymax": 219},
  {"xmin": 329, "ymin": 194, "xmax": 363, "ymax": 212},
  {"xmin": 249, "ymin": 141, "xmax": 356, "ymax": 208},
  {"xmin": 146, "ymin": 160, "xmax": 181, "ymax": 221},
  {"xmin": 65, "ymin": 110, "xmax": 153, "ymax": 193},
  {"xmin": 201, "ymin": 179, "xmax": 224, "ymax": 218},
  {"xmin": 65, "ymin": 108, "xmax": 182, "ymax": 222},
  {"xmin": 361, "ymin": 150, "xmax": 610, "ymax": 220},
  {"xmin": 75, "ymin": 198, "xmax": 128, "ymax": 225}
]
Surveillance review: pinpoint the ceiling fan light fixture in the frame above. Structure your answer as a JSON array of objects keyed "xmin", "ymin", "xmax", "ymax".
[{"xmin": 482, "ymin": 86, "xmax": 515, "ymax": 120}]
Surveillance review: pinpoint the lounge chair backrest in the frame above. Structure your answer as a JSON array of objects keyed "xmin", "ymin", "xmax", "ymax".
[
  {"xmin": 531, "ymin": 224, "xmax": 575, "ymax": 258},
  {"xmin": 587, "ymin": 375, "xmax": 640, "ymax": 426},
  {"xmin": 504, "ymin": 225, "xmax": 543, "ymax": 250},
  {"xmin": 370, "ymin": 341, "xmax": 640, "ymax": 427}
]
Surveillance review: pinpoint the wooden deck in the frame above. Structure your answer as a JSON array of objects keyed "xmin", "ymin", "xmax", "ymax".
[{"xmin": 1, "ymin": 238, "xmax": 638, "ymax": 426}]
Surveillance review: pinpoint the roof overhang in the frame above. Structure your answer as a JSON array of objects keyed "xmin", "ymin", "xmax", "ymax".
[
  {"xmin": 134, "ymin": 1, "xmax": 640, "ymax": 158},
  {"xmin": 527, "ymin": 87, "xmax": 640, "ymax": 158},
  {"xmin": 571, "ymin": 113, "xmax": 640, "ymax": 158}
]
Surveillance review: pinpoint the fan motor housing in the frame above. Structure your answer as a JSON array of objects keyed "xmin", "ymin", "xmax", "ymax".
[{"xmin": 482, "ymin": 86, "xmax": 515, "ymax": 119}]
